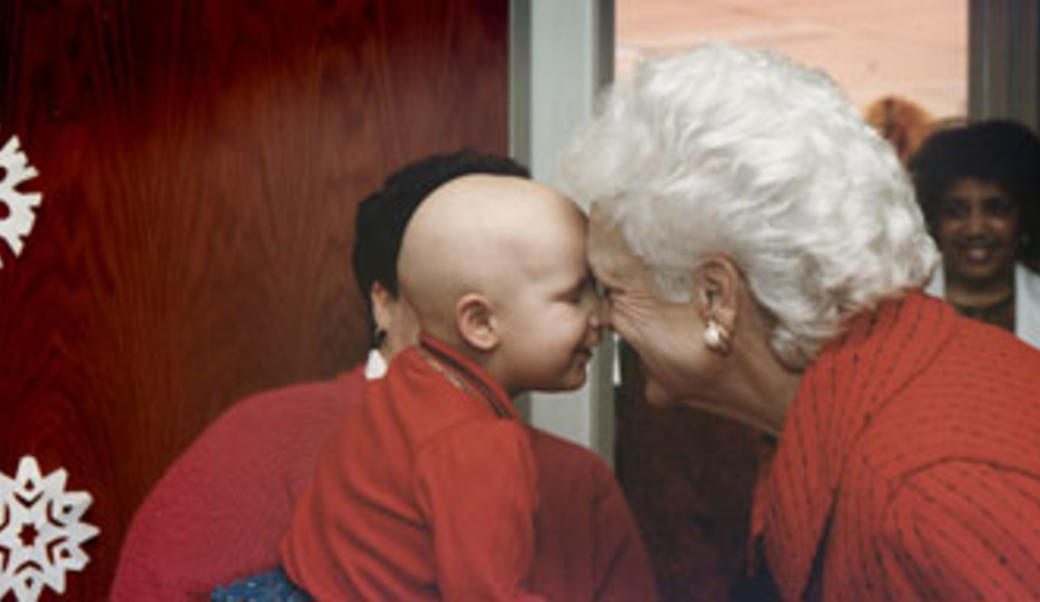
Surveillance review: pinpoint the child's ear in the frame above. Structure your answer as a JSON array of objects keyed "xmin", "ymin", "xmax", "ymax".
[{"xmin": 456, "ymin": 293, "xmax": 499, "ymax": 352}]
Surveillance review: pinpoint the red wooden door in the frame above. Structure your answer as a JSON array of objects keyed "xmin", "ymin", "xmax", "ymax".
[{"xmin": 0, "ymin": 1, "xmax": 509, "ymax": 599}]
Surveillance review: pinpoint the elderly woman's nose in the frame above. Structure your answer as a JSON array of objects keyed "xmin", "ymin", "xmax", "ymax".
[
  {"xmin": 593, "ymin": 298, "xmax": 612, "ymax": 329},
  {"xmin": 585, "ymin": 295, "xmax": 600, "ymax": 324}
]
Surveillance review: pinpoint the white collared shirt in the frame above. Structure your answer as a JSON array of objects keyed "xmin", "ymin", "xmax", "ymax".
[{"xmin": 924, "ymin": 261, "xmax": 1040, "ymax": 349}]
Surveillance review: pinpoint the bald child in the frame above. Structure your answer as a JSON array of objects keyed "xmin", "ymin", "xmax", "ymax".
[{"xmin": 278, "ymin": 174, "xmax": 602, "ymax": 601}]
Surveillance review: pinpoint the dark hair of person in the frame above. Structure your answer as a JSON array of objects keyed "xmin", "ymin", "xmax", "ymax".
[
  {"xmin": 351, "ymin": 150, "xmax": 530, "ymax": 338},
  {"xmin": 908, "ymin": 120, "xmax": 1040, "ymax": 262}
]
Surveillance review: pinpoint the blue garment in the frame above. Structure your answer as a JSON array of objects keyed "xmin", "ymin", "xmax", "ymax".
[{"xmin": 211, "ymin": 567, "xmax": 311, "ymax": 602}]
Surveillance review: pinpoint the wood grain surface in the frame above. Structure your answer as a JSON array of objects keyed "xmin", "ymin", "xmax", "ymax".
[{"xmin": 0, "ymin": 1, "xmax": 508, "ymax": 599}]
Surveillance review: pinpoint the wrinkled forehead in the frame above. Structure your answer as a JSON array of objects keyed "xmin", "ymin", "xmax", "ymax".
[{"xmin": 586, "ymin": 206, "xmax": 640, "ymax": 281}]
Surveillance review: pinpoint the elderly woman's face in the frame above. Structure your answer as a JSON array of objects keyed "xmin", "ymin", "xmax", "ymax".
[
  {"xmin": 937, "ymin": 177, "xmax": 1019, "ymax": 287},
  {"xmin": 587, "ymin": 210, "xmax": 713, "ymax": 406}
]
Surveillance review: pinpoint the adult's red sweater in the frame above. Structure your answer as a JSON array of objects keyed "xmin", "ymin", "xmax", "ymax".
[{"xmin": 753, "ymin": 292, "xmax": 1040, "ymax": 600}]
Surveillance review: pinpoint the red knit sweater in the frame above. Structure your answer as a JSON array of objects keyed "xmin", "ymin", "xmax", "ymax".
[{"xmin": 753, "ymin": 292, "xmax": 1040, "ymax": 600}]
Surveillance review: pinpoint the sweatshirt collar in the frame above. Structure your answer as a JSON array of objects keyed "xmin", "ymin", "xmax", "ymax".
[{"xmin": 418, "ymin": 332, "xmax": 517, "ymax": 420}]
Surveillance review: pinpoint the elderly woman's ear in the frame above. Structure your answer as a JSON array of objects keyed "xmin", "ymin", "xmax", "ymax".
[{"xmin": 693, "ymin": 255, "xmax": 742, "ymax": 353}]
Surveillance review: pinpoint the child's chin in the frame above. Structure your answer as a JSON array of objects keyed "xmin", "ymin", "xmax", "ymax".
[
  {"xmin": 538, "ymin": 371, "xmax": 588, "ymax": 392},
  {"xmin": 561, "ymin": 369, "xmax": 589, "ymax": 390}
]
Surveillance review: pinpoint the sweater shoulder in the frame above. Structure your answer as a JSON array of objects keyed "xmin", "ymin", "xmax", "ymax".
[{"xmin": 857, "ymin": 319, "xmax": 1040, "ymax": 480}]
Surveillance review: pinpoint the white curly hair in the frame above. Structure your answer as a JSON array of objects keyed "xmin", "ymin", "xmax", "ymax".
[{"xmin": 562, "ymin": 44, "xmax": 938, "ymax": 368}]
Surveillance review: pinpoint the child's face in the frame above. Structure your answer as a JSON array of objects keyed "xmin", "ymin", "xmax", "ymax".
[{"xmin": 493, "ymin": 209, "xmax": 602, "ymax": 394}]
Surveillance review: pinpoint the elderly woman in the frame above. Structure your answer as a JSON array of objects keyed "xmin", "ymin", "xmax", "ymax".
[{"xmin": 564, "ymin": 44, "xmax": 1040, "ymax": 600}]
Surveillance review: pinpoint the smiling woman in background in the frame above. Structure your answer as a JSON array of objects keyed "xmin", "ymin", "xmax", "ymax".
[{"xmin": 910, "ymin": 120, "xmax": 1040, "ymax": 347}]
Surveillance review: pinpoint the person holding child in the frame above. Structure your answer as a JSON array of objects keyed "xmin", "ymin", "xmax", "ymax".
[
  {"xmin": 113, "ymin": 152, "xmax": 655, "ymax": 602},
  {"xmin": 562, "ymin": 44, "xmax": 1040, "ymax": 601}
]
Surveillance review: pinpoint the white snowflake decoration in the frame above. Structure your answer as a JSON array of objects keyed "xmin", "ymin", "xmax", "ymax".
[
  {"xmin": 0, "ymin": 131, "xmax": 43, "ymax": 268},
  {"xmin": 0, "ymin": 456, "xmax": 99, "ymax": 602}
]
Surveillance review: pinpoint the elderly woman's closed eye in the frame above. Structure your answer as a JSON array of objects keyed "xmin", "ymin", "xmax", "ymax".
[{"xmin": 563, "ymin": 43, "xmax": 1040, "ymax": 602}]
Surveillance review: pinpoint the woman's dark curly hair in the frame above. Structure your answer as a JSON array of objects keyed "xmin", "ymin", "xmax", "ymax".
[{"xmin": 908, "ymin": 120, "xmax": 1040, "ymax": 263}]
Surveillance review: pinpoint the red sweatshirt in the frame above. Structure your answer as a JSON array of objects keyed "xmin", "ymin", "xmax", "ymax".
[
  {"xmin": 110, "ymin": 333, "xmax": 655, "ymax": 600},
  {"xmin": 282, "ymin": 333, "xmax": 543, "ymax": 600}
]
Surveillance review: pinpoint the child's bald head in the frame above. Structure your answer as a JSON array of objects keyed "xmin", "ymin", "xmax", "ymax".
[{"xmin": 398, "ymin": 174, "xmax": 589, "ymax": 353}]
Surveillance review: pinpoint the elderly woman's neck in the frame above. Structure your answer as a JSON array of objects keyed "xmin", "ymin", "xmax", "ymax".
[
  {"xmin": 719, "ymin": 295, "xmax": 803, "ymax": 437},
  {"xmin": 728, "ymin": 344, "xmax": 801, "ymax": 437},
  {"xmin": 681, "ymin": 340, "xmax": 801, "ymax": 437}
]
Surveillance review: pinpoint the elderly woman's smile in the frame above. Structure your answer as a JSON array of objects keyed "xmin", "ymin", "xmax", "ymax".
[{"xmin": 588, "ymin": 210, "xmax": 700, "ymax": 406}]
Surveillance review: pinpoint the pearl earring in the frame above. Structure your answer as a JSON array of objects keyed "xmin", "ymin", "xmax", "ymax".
[{"xmin": 704, "ymin": 320, "xmax": 731, "ymax": 353}]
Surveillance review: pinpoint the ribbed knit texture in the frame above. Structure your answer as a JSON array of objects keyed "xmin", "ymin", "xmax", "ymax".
[{"xmin": 753, "ymin": 291, "xmax": 1040, "ymax": 601}]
